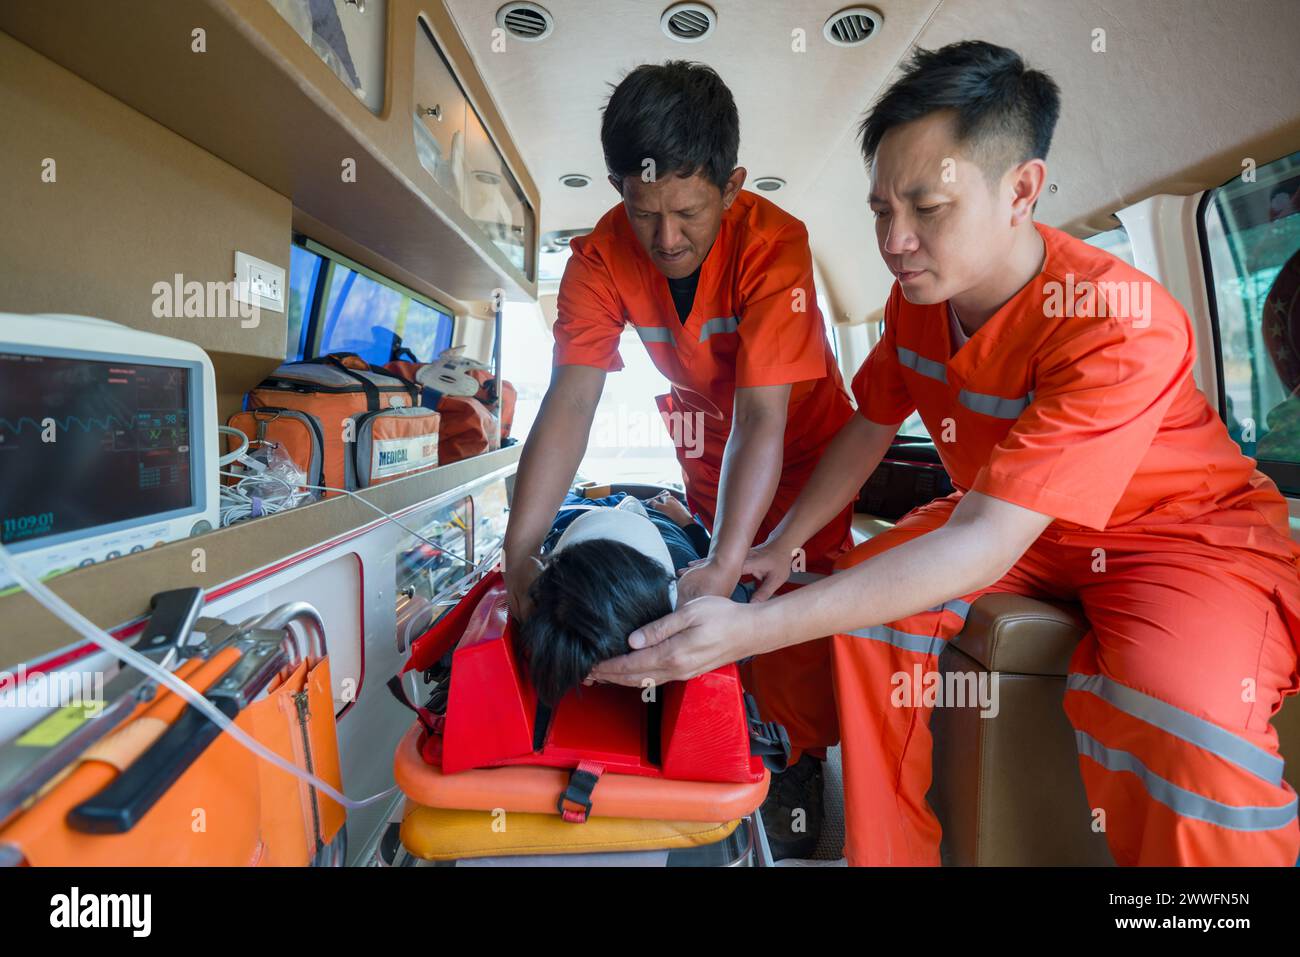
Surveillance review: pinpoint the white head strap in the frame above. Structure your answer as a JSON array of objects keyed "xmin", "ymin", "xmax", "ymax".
[{"xmin": 552, "ymin": 505, "xmax": 678, "ymax": 609}]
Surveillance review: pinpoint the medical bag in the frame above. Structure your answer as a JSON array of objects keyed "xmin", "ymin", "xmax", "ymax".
[
  {"xmin": 232, "ymin": 354, "xmax": 440, "ymax": 496},
  {"xmin": 384, "ymin": 358, "xmax": 506, "ymax": 464},
  {"xmin": 469, "ymin": 369, "xmax": 517, "ymax": 441}
]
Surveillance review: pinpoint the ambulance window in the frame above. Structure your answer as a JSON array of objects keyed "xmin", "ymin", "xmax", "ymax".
[
  {"xmin": 539, "ymin": 243, "xmax": 572, "ymax": 283},
  {"xmin": 1084, "ymin": 225, "xmax": 1135, "ymax": 266},
  {"xmin": 897, "ymin": 409, "xmax": 930, "ymax": 439},
  {"xmin": 818, "ymin": 294, "xmax": 842, "ymax": 366},
  {"xmin": 287, "ymin": 237, "xmax": 456, "ymax": 366},
  {"xmin": 1201, "ymin": 150, "xmax": 1300, "ymax": 493},
  {"xmin": 286, "ymin": 243, "xmax": 326, "ymax": 361}
]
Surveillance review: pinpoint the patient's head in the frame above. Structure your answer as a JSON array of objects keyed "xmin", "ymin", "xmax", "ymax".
[{"xmin": 521, "ymin": 538, "xmax": 673, "ymax": 707}]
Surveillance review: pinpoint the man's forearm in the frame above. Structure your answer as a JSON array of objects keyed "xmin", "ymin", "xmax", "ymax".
[
  {"xmin": 750, "ymin": 519, "xmax": 1011, "ymax": 653},
  {"xmin": 708, "ymin": 410, "xmax": 785, "ymax": 570},
  {"xmin": 503, "ymin": 370, "xmax": 602, "ymax": 565},
  {"xmin": 769, "ymin": 414, "xmax": 898, "ymax": 550}
]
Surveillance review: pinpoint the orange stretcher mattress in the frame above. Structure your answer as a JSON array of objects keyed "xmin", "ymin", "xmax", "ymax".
[{"xmin": 394, "ymin": 724, "xmax": 769, "ymax": 823}]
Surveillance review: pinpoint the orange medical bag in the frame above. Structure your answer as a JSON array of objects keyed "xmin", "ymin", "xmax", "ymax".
[
  {"xmin": 231, "ymin": 354, "xmax": 440, "ymax": 496},
  {"xmin": 383, "ymin": 359, "xmax": 505, "ymax": 464}
]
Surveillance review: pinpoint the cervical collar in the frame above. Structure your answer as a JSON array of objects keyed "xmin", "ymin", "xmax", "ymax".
[{"xmin": 552, "ymin": 501, "xmax": 678, "ymax": 608}]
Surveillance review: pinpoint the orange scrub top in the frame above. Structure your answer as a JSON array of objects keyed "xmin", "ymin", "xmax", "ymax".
[
  {"xmin": 852, "ymin": 221, "xmax": 1296, "ymax": 559},
  {"xmin": 554, "ymin": 190, "xmax": 854, "ymax": 541}
]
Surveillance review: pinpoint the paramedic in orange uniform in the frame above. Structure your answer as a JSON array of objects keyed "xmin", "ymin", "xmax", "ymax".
[
  {"xmin": 592, "ymin": 41, "xmax": 1300, "ymax": 866},
  {"xmin": 501, "ymin": 61, "xmax": 854, "ymax": 858}
]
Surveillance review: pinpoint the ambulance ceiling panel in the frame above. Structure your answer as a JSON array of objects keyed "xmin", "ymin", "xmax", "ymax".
[{"xmin": 449, "ymin": 0, "xmax": 1298, "ymax": 325}]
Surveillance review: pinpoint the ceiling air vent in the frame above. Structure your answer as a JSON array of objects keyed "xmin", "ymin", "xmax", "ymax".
[
  {"xmin": 661, "ymin": 3, "xmax": 716, "ymax": 43},
  {"xmin": 496, "ymin": 2, "xmax": 553, "ymax": 42},
  {"xmin": 823, "ymin": 6, "xmax": 882, "ymax": 47},
  {"xmin": 753, "ymin": 176, "xmax": 786, "ymax": 192},
  {"xmin": 560, "ymin": 173, "xmax": 591, "ymax": 188}
]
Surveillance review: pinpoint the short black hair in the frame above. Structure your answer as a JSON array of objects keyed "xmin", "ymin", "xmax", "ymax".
[
  {"xmin": 520, "ymin": 539, "xmax": 674, "ymax": 707},
  {"xmin": 601, "ymin": 60, "xmax": 739, "ymax": 192},
  {"xmin": 859, "ymin": 41, "xmax": 1061, "ymax": 179}
]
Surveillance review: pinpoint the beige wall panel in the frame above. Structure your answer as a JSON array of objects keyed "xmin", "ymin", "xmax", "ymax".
[{"xmin": 0, "ymin": 31, "xmax": 291, "ymax": 362}]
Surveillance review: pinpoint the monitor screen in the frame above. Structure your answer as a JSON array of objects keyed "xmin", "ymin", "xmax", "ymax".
[{"xmin": 0, "ymin": 353, "xmax": 195, "ymax": 547}]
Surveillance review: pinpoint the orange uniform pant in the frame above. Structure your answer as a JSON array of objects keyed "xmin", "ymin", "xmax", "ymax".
[
  {"xmin": 831, "ymin": 494, "xmax": 1300, "ymax": 866},
  {"xmin": 679, "ymin": 444, "xmax": 853, "ymax": 762}
]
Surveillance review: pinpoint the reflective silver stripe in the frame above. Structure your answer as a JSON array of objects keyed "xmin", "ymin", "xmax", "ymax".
[
  {"xmin": 699, "ymin": 315, "xmax": 739, "ymax": 343},
  {"xmin": 1068, "ymin": 673, "xmax": 1285, "ymax": 786},
  {"xmin": 1075, "ymin": 731, "xmax": 1298, "ymax": 832},
  {"xmin": 634, "ymin": 325, "xmax": 673, "ymax": 344},
  {"xmin": 895, "ymin": 346, "xmax": 1031, "ymax": 419},
  {"xmin": 936, "ymin": 598, "xmax": 972, "ymax": 619},
  {"xmin": 848, "ymin": 624, "xmax": 946, "ymax": 657},
  {"xmin": 895, "ymin": 346, "xmax": 948, "ymax": 383},
  {"xmin": 958, "ymin": 389, "xmax": 1032, "ymax": 419}
]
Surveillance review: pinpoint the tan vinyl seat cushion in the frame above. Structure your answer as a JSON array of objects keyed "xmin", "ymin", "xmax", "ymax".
[{"xmin": 950, "ymin": 592, "xmax": 1088, "ymax": 675}]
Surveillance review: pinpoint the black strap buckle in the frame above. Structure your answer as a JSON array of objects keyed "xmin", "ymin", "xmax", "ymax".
[
  {"xmin": 744, "ymin": 692, "xmax": 791, "ymax": 773},
  {"xmin": 557, "ymin": 764, "xmax": 603, "ymax": 823}
]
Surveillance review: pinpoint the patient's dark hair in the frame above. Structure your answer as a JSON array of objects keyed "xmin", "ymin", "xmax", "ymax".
[
  {"xmin": 858, "ymin": 40, "xmax": 1060, "ymax": 180},
  {"xmin": 601, "ymin": 60, "xmax": 739, "ymax": 192},
  {"xmin": 520, "ymin": 539, "xmax": 673, "ymax": 707}
]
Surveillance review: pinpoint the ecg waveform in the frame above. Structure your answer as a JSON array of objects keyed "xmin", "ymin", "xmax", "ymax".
[
  {"xmin": 0, "ymin": 410, "xmax": 188, "ymax": 451},
  {"xmin": 0, "ymin": 414, "xmax": 133, "ymax": 436}
]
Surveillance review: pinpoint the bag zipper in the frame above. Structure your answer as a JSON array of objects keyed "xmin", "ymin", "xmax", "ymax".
[{"xmin": 293, "ymin": 690, "xmax": 324, "ymax": 855}]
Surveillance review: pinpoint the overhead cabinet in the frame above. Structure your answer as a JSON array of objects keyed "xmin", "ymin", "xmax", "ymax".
[
  {"xmin": 268, "ymin": 0, "xmax": 388, "ymax": 115},
  {"xmin": 414, "ymin": 16, "xmax": 535, "ymax": 281}
]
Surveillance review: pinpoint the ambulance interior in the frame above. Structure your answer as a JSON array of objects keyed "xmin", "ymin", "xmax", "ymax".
[{"xmin": 0, "ymin": 0, "xmax": 1298, "ymax": 867}]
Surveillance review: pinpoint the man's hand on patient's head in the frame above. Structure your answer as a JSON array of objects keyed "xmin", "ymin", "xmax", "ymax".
[
  {"xmin": 675, "ymin": 555, "xmax": 741, "ymax": 605},
  {"xmin": 588, "ymin": 596, "xmax": 755, "ymax": 687}
]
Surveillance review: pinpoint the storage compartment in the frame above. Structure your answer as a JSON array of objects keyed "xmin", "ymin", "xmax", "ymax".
[
  {"xmin": 414, "ymin": 16, "xmax": 535, "ymax": 280},
  {"xmin": 267, "ymin": 0, "xmax": 387, "ymax": 114}
]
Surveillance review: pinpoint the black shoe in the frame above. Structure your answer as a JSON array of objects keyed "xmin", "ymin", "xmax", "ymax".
[{"xmin": 759, "ymin": 753, "xmax": 824, "ymax": 861}]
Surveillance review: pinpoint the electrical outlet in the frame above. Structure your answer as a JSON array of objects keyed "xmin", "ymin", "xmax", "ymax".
[{"xmin": 234, "ymin": 252, "xmax": 286, "ymax": 314}]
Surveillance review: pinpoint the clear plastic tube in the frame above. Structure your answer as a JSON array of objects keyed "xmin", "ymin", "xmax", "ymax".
[{"xmin": 0, "ymin": 541, "xmax": 395, "ymax": 811}]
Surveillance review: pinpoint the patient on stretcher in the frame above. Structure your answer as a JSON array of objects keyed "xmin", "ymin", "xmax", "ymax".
[{"xmin": 520, "ymin": 491, "xmax": 748, "ymax": 705}]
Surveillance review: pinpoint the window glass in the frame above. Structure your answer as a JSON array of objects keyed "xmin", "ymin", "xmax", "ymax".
[
  {"xmin": 285, "ymin": 240, "xmax": 456, "ymax": 365},
  {"xmin": 1202, "ymin": 150, "xmax": 1300, "ymax": 489},
  {"xmin": 897, "ymin": 408, "xmax": 930, "ymax": 439},
  {"xmin": 285, "ymin": 244, "xmax": 324, "ymax": 362},
  {"xmin": 538, "ymin": 245, "xmax": 573, "ymax": 284},
  {"xmin": 1084, "ymin": 225, "xmax": 1135, "ymax": 267},
  {"xmin": 499, "ymin": 302, "xmax": 679, "ymax": 485}
]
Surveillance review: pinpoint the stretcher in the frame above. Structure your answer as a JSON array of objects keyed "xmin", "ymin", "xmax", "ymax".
[{"xmin": 390, "ymin": 535, "xmax": 789, "ymax": 864}]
